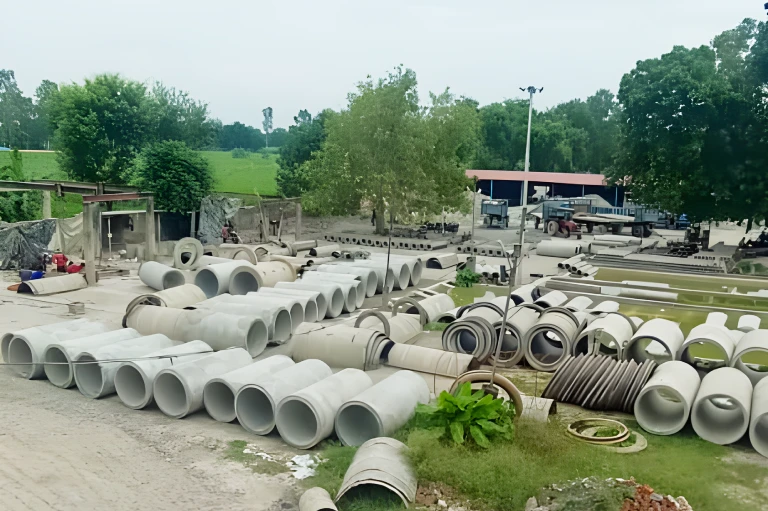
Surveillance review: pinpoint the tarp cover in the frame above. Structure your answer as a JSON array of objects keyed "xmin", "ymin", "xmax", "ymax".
[
  {"xmin": 48, "ymin": 213, "xmax": 84, "ymax": 259},
  {"xmin": 0, "ymin": 219, "xmax": 56, "ymax": 270},
  {"xmin": 198, "ymin": 196, "xmax": 242, "ymax": 245}
]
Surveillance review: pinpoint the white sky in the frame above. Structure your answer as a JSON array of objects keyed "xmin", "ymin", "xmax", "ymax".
[{"xmin": 3, "ymin": 0, "xmax": 763, "ymax": 128}]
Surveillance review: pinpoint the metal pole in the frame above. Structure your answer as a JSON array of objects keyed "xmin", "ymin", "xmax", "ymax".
[
  {"xmin": 516, "ymin": 87, "xmax": 536, "ymax": 285},
  {"xmin": 471, "ymin": 188, "xmax": 476, "ymax": 241},
  {"xmin": 383, "ymin": 209, "xmax": 394, "ymax": 307}
]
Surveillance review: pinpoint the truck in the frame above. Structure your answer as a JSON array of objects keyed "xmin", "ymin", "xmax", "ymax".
[{"xmin": 530, "ymin": 199, "xmax": 656, "ymax": 238}]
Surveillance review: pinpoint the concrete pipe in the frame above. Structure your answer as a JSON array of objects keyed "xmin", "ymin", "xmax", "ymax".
[
  {"xmin": 490, "ymin": 306, "xmax": 540, "ymax": 367},
  {"xmin": 73, "ymin": 334, "xmax": 177, "ymax": 399},
  {"xmin": 195, "ymin": 260, "xmax": 257, "ymax": 297},
  {"xmin": 524, "ymin": 307, "xmax": 582, "ymax": 372},
  {"xmin": 335, "ymin": 370, "xmax": 429, "ymax": 446},
  {"xmin": 591, "ymin": 300, "xmax": 620, "ymax": 314},
  {"xmin": 564, "ymin": 296, "xmax": 593, "ymax": 312},
  {"xmin": 235, "ymin": 359, "xmax": 333, "ymax": 435},
  {"xmin": 293, "ymin": 240, "xmax": 319, "ymax": 252},
  {"xmin": 624, "ymin": 318, "xmax": 684, "ymax": 365},
  {"xmin": 386, "ymin": 343, "xmax": 474, "ymax": 378},
  {"xmin": 138, "ymin": 261, "xmax": 186, "ymax": 291},
  {"xmin": 594, "ymin": 234, "xmax": 642, "ymax": 246},
  {"xmin": 125, "ymin": 284, "xmax": 207, "ymax": 315},
  {"xmin": 315, "ymin": 265, "xmax": 377, "ymax": 298},
  {"xmin": 154, "ymin": 348, "xmax": 252, "ymax": 419},
  {"xmin": 510, "ymin": 283, "xmax": 536, "ymax": 305},
  {"xmin": 750, "ymin": 377, "xmax": 768, "ymax": 457},
  {"xmin": 309, "ymin": 244, "xmax": 341, "ymax": 257},
  {"xmin": 299, "ymin": 487, "xmax": 337, "ymax": 511},
  {"xmin": 251, "ymin": 260, "xmax": 297, "ymax": 288},
  {"xmin": 217, "ymin": 245, "xmax": 258, "ymax": 263},
  {"xmin": 297, "ymin": 277, "xmax": 357, "ymax": 313},
  {"xmin": 257, "ymin": 288, "xmax": 326, "ymax": 322},
  {"xmin": 275, "ymin": 368, "xmax": 373, "ymax": 449},
  {"xmin": 442, "ymin": 316, "xmax": 497, "ymax": 361},
  {"xmin": 6, "ymin": 322, "xmax": 113, "ymax": 380},
  {"xmin": 44, "ymin": 329, "xmax": 143, "ymax": 388},
  {"xmin": 189, "ymin": 299, "xmax": 293, "ymax": 342},
  {"xmin": 301, "ymin": 272, "xmax": 365, "ymax": 308},
  {"xmin": 227, "ymin": 264, "xmax": 263, "ymax": 295},
  {"xmin": 691, "ymin": 367, "xmax": 753, "ymax": 445},
  {"xmin": 536, "ymin": 240, "xmax": 582, "ymax": 258},
  {"xmin": 124, "ymin": 304, "xmax": 187, "ymax": 339},
  {"xmin": 174, "ymin": 308, "xmax": 270, "ymax": 356},
  {"xmin": 354, "ymin": 310, "xmax": 422, "ymax": 344},
  {"xmin": 730, "ymin": 330, "xmax": 768, "ymax": 386},
  {"xmin": 370, "ymin": 254, "xmax": 422, "ymax": 286},
  {"xmin": 535, "ymin": 290, "xmax": 568, "ymax": 309},
  {"xmin": 348, "ymin": 261, "xmax": 396, "ymax": 294},
  {"xmin": 114, "ymin": 341, "xmax": 213, "ymax": 409},
  {"xmin": 292, "ymin": 325, "xmax": 389, "ymax": 370},
  {"xmin": 572, "ymin": 313, "xmax": 635, "ymax": 359},
  {"xmin": 426, "ymin": 253, "xmax": 459, "ymax": 269},
  {"xmin": 208, "ymin": 293, "xmax": 306, "ymax": 329},
  {"xmin": 392, "ymin": 294, "xmax": 455, "ymax": 325},
  {"xmin": 173, "ymin": 237, "xmax": 204, "ymax": 269},
  {"xmin": 202, "ymin": 245, "xmax": 219, "ymax": 257},
  {"xmin": 247, "ymin": 291, "xmax": 318, "ymax": 324},
  {"xmin": 578, "ymin": 265, "xmax": 596, "ymax": 276},
  {"xmin": 203, "ymin": 355, "xmax": 295, "ymax": 422},
  {"xmin": 738, "ymin": 315, "xmax": 761, "ymax": 332},
  {"xmin": 634, "ymin": 361, "xmax": 701, "ymax": 435},
  {"xmin": 275, "ymin": 281, "xmax": 345, "ymax": 318},
  {"xmin": 559, "ymin": 254, "xmax": 585, "ymax": 269},
  {"xmin": 255, "ymin": 243, "xmax": 296, "ymax": 257},
  {"xmin": 356, "ymin": 259, "xmax": 410, "ymax": 290},
  {"xmin": 678, "ymin": 323, "xmax": 736, "ymax": 371},
  {"xmin": 2, "ymin": 319, "xmax": 106, "ymax": 367},
  {"xmin": 190, "ymin": 255, "xmax": 233, "ymax": 270}
]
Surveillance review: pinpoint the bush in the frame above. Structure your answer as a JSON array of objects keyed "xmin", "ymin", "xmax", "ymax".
[
  {"xmin": 455, "ymin": 268, "xmax": 480, "ymax": 287},
  {"xmin": 231, "ymin": 148, "xmax": 249, "ymax": 159}
]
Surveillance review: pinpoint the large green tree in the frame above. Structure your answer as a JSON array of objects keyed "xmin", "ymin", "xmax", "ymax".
[
  {"xmin": 150, "ymin": 82, "xmax": 218, "ymax": 149},
  {"xmin": 276, "ymin": 109, "xmax": 334, "ymax": 197},
  {"xmin": 0, "ymin": 70, "xmax": 34, "ymax": 149},
  {"xmin": 0, "ymin": 149, "xmax": 41, "ymax": 222}
]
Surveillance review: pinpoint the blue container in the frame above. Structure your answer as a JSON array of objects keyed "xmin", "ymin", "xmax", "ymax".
[
  {"xmin": 31, "ymin": 271, "xmax": 44, "ymax": 280},
  {"xmin": 18, "ymin": 270, "xmax": 33, "ymax": 282}
]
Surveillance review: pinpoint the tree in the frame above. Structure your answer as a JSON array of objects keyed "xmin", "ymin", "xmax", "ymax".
[
  {"xmin": 149, "ymin": 82, "xmax": 217, "ymax": 149},
  {"xmin": 276, "ymin": 109, "xmax": 333, "ymax": 197},
  {"xmin": 217, "ymin": 121, "xmax": 265, "ymax": 151},
  {"xmin": 0, "ymin": 70, "xmax": 34, "ymax": 149},
  {"xmin": 268, "ymin": 127, "xmax": 287, "ymax": 147},
  {"xmin": 129, "ymin": 140, "xmax": 213, "ymax": 213},
  {"xmin": 262, "ymin": 107, "xmax": 273, "ymax": 147},
  {"xmin": 0, "ymin": 149, "xmax": 41, "ymax": 222},
  {"xmin": 29, "ymin": 79, "xmax": 59, "ymax": 149}
]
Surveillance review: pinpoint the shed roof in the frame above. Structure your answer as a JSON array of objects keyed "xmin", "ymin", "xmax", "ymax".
[{"xmin": 466, "ymin": 170, "xmax": 607, "ymax": 187}]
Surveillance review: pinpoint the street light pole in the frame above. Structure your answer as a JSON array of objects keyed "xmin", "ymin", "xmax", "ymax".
[{"xmin": 516, "ymin": 85, "xmax": 543, "ymax": 284}]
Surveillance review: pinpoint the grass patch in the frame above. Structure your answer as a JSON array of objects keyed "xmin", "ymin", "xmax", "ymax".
[
  {"xmin": 448, "ymin": 285, "xmax": 507, "ymax": 306},
  {"xmin": 423, "ymin": 322, "xmax": 448, "ymax": 332},
  {"xmin": 223, "ymin": 440, "xmax": 290, "ymax": 476}
]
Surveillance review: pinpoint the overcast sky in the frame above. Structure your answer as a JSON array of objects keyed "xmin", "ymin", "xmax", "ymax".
[{"xmin": 3, "ymin": 0, "xmax": 763, "ymax": 128}]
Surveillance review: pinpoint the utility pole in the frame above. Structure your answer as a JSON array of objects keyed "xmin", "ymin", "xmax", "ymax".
[{"xmin": 516, "ymin": 86, "xmax": 543, "ymax": 284}]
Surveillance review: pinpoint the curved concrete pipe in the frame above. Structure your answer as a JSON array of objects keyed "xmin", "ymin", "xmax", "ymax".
[
  {"xmin": 489, "ymin": 306, "xmax": 540, "ymax": 367},
  {"xmin": 173, "ymin": 237, "xmax": 204, "ymax": 269},
  {"xmin": 191, "ymin": 255, "xmax": 233, "ymax": 270},
  {"xmin": 309, "ymin": 244, "xmax": 341, "ymax": 257},
  {"xmin": 72, "ymin": 334, "xmax": 177, "ymax": 399},
  {"xmin": 354, "ymin": 311, "xmax": 422, "ymax": 344},
  {"xmin": 114, "ymin": 340, "xmax": 213, "ymax": 409},
  {"xmin": 6, "ymin": 322, "xmax": 112, "ymax": 379},
  {"xmin": 275, "ymin": 368, "xmax": 373, "ymax": 449},
  {"xmin": 750, "ymin": 377, "xmax": 768, "ymax": 457},
  {"xmin": 535, "ymin": 290, "xmax": 568, "ymax": 309},
  {"xmin": 299, "ymin": 487, "xmax": 337, "ymax": 511},
  {"xmin": 392, "ymin": 294, "xmax": 455, "ymax": 324},
  {"xmin": 738, "ymin": 315, "xmax": 761, "ymax": 333},
  {"xmin": 203, "ymin": 355, "xmax": 295, "ymax": 422},
  {"xmin": 335, "ymin": 370, "xmax": 429, "ymax": 446},
  {"xmin": 370, "ymin": 254, "xmax": 422, "ymax": 286},
  {"xmin": 154, "ymin": 348, "xmax": 253, "ymax": 419},
  {"xmin": 2, "ymin": 319, "xmax": 106, "ymax": 367},
  {"xmin": 536, "ymin": 240, "xmax": 582, "ymax": 257},
  {"xmin": 125, "ymin": 284, "xmax": 207, "ymax": 315},
  {"xmin": 235, "ymin": 359, "xmax": 333, "ymax": 435},
  {"xmin": 301, "ymin": 272, "xmax": 365, "ymax": 308},
  {"xmin": 275, "ymin": 281, "xmax": 345, "ymax": 318},
  {"xmin": 138, "ymin": 261, "xmax": 186, "ymax": 291},
  {"xmin": 678, "ymin": 323, "xmax": 736, "ymax": 372},
  {"xmin": 730, "ymin": 330, "xmax": 768, "ymax": 385},
  {"xmin": 257, "ymin": 287, "xmax": 326, "ymax": 322},
  {"xmin": 572, "ymin": 313, "xmax": 635, "ymax": 359},
  {"xmin": 217, "ymin": 244, "xmax": 258, "ymax": 263},
  {"xmin": 297, "ymin": 276, "xmax": 357, "ymax": 312},
  {"xmin": 691, "ymin": 367, "xmax": 753, "ymax": 445},
  {"xmin": 292, "ymin": 325, "xmax": 389, "ymax": 370},
  {"xmin": 44, "ymin": 329, "xmax": 143, "ymax": 388},
  {"xmin": 386, "ymin": 343, "xmax": 474, "ymax": 378},
  {"xmin": 524, "ymin": 307, "xmax": 582, "ymax": 372},
  {"xmin": 315, "ymin": 265, "xmax": 377, "ymax": 297},
  {"xmin": 195, "ymin": 260, "xmax": 257, "ymax": 297},
  {"xmin": 174, "ymin": 308, "xmax": 270, "ymax": 356},
  {"xmin": 348, "ymin": 262, "xmax": 396, "ymax": 294},
  {"xmin": 624, "ymin": 318, "xmax": 684, "ymax": 365},
  {"xmin": 634, "ymin": 361, "xmax": 701, "ymax": 435}
]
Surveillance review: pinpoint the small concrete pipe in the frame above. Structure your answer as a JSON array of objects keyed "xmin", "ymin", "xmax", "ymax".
[
  {"xmin": 216, "ymin": 244, "xmax": 258, "ymax": 263},
  {"xmin": 154, "ymin": 348, "xmax": 253, "ymax": 419},
  {"xmin": 730, "ymin": 330, "xmax": 768, "ymax": 385},
  {"xmin": 386, "ymin": 343, "xmax": 474, "ymax": 378},
  {"xmin": 678, "ymin": 323, "xmax": 736, "ymax": 371},
  {"xmin": 275, "ymin": 281, "xmax": 345, "ymax": 318},
  {"xmin": 535, "ymin": 290, "xmax": 568, "ymax": 309},
  {"xmin": 296, "ymin": 277, "xmax": 357, "ymax": 313},
  {"xmin": 7, "ymin": 322, "xmax": 112, "ymax": 379},
  {"xmin": 559, "ymin": 254, "xmax": 585, "ymax": 269},
  {"xmin": 335, "ymin": 370, "xmax": 429, "ymax": 446},
  {"xmin": 624, "ymin": 318, "xmax": 684, "ymax": 365},
  {"xmin": 691, "ymin": 367, "xmax": 753, "ymax": 445},
  {"xmin": 174, "ymin": 308, "xmax": 270, "ymax": 356},
  {"xmin": 125, "ymin": 284, "xmax": 207, "ymax": 314},
  {"xmin": 195, "ymin": 260, "xmax": 257, "ymax": 297},
  {"xmin": 204, "ymin": 293, "xmax": 305, "ymax": 330},
  {"xmin": 292, "ymin": 240, "xmax": 318, "ymax": 252},
  {"xmin": 275, "ymin": 368, "xmax": 374, "ymax": 449},
  {"xmin": 750, "ymin": 377, "xmax": 768, "ymax": 457},
  {"xmin": 203, "ymin": 355, "xmax": 295, "ymax": 422},
  {"xmin": 190, "ymin": 255, "xmax": 233, "ymax": 270},
  {"xmin": 257, "ymin": 287, "xmax": 326, "ymax": 322},
  {"xmin": 44, "ymin": 329, "xmax": 143, "ymax": 388},
  {"xmin": 114, "ymin": 341, "xmax": 213, "ymax": 409},
  {"xmin": 572, "ymin": 313, "xmax": 635, "ymax": 359},
  {"xmin": 392, "ymin": 294, "xmax": 455, "ymax": 324},
  {"xmin": 301, "ymin": 272, "xmax": 365, "ymax": 308},
  {"xmin": 536, "ymin": 240, "xmax": 582, "ymax": 257},
  {"xmin": 348, "ymin": 261, "xmax": 396, "ymax": 294},
  {"xmin": 235, "ymin": 359, "xmax": 333, "ymax": 435},
  {"xmin": 315, "ymin": 265, "xmax": 377, "ymax": 297},
  {"xmin": 634, "ymin": 361, "xmax": 701, "ymax": 435},
  {"xmin": 524, "ymin": 308, "xmax": 582, "ymax": 372},
  {"xmin": 594, "ymin": 234, "xmax": 642, "ymax": 245},
  {"xmin": 370, "ymin": 254, "xmax": 422, "ymax": 286},
  {"xmin": 251, "ymin": 260, "xmax": 297, "ymax": 288},
  {"xmin": 309, "ymin": 244, "xmax": 341, "ymax": 257},
  {"xmin": 138, "ymin": 261, "xmax": 186, "ymax": 291},
  {"xmin": 73, "ymin": 334, "xmax": 177, "ymax": 399},
  {"xmin": 738, "ymin": 315, "xmax": 761, "ymax": 332},
  {"xmin": 2, "ymin": 318, "xmax": 94, "ymax": 362},
  {"xmin": 173, "ymin": 237, "xmax": 204, "ymax": 269}
]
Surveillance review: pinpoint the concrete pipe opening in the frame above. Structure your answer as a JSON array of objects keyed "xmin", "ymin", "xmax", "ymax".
[
  {"xmin": 43, "ymin": 346, "xmax": 71, "ymax": 387},
  {"xmin": 114, "ymin": 365, "xmax": 148, "ymax": 409},
  {"xmin": 230, "ymin": 269, "xmax": 260, "ymax": 295},
  {"xmin": 154, "ymin": 372, "xmax": 190, "ymax": 418},
  {"xmin": 396, "ymin": 266, "xmax": 410, "ymax": 290},
  {"xmin": 336, "ymin": 404, "xmax": 382, "ymax": 447},
  {"xmin": 680, "ymin": 342, "xmax": 730, "ymax": 371},
  {"xmin": 528, "ymin": 329, "xmax": 567, "ymax": 369},
  {"xmin": 692, "ymin": 396, "xmax": 749, "ymax": 443},
  {"xmin": 73, "ymin": 354, "xmax": 103, "ymax": 398},
  {"xmin": 276, "ymin": 398, "xmax": 319, "ymax": 448},
  {"xmin": 247, "ymin": 320, "xmax": 270, "ymax": 356},
  {"xmin": 492, "ymin": 325, "xmax": 523, "ymax": 365},
  {"xmin": 344, "ymin": 288, "xmax": 358, "ymax": 312},
  {"xmin": 203, "ymin": 381, "xmax": 236, "ymax": 422},
  {"xmin": 303, "ymin": 301, "xmax": 319, "ymax": 323},
  {"xmin": 8, "ymin": 338, "xmax": 34, "ymax": 378},
  {"xmin": 287, "ymin": 304, "xmax": 305, "ymax": 329},
  {"xmin": 161, "ymin": 271, "xmax": 186, "ymax": 289},
  {"xmin": 410, "ymin": 262, "xmax": 423, "ymax": 286},
  {"xmin": 754, "ymin": 415, "xmax": 768, "ymax": 456},
  {"xmin": 329, "ymin": 289, "xmax": 345, "ymax": 317},
  {"xmin": 236, "ymin": 386, "xmax": 276, "ymax": 434},
  {"xmin": 635, "ymin": 388, "xmax": 688, "ymax": 435},
  {"xmin": 458, "ymin": 330, "xmax": 478, "ymax": 353},
  {"xmin": 625, "ymin": 337, "xmax": 676, "ymax": 364},
  {"xmin": 195, "ymin": 269, "xmax": 221, "ymax": 298},
  {"xmin": 734, "ymin": 351, "xmax": 768, "ymax": 384}
]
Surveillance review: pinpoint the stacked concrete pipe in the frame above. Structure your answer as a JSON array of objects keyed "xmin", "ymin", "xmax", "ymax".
[
  {"xmin": 190, "ymin": 255, "xmax": 233, "ymax": 270},
  {"xmin": 594, "ymin": 234, "xmax": 642, "ymax": 245},
  {"xmin": 292, "ymin": 240, "xmax": 318, "ymax": 252},
  {"xmin": 730, "ymin": 329, "xmax": 768, "ymax": 385},
  {"xmin": 195, "ymin": 260, "xmax": 257, "ymax": 297},
  {"xmin": 203, "ymin": 355, "xmax": 295, "ymax": 422},
  {"xmin": 125, "ymin": 284, "xmax": 207, "ymax": 315},
  {"xmin": 257, "ymin": 287, "xmax": 326, "ymax": 322},
  {"xmin": 536, "ymin": 240, "xmax": 582, "ymax": 258},
  {"xmin": 154, "ymin": 348, "xmax": 253, "ymax": 419},
  {"xmin": 353, "ymin": 259, "xmax": 410, "ymax": 291},
  {"xmin": 293, "ymin": 277, "xmax": 357, "ymax": 313},
  {"xmin": 534, "ymin": 290, "xmax": 568, "ymax": 309},
  {"xmin": 335, "ymin": 370, "xmax": 429, "ymax": 446},
  {"xmin": 392, "ymin": 293, "xmax": 455, "ymax": 325},
  {"xmin": 275, "ymin": 281, "xmax": 346, "ymax": 318},
  {"xmin": 204, "ymin": 292, "xmax": 306, "ymax": 328},
  {"xmin": 524, "ymin": 307, "xmax": 584, "ymax": 372},
  {"xmin": 634, "ymin": 361, "xmax": 701, "ymax": 435},
  {"xmin": 354, "ymin": 311, "xmax": 422, "ymax": 344},
  {"xmin": 510, "ymin": 283, "xmax": 537, "ymax": 305},
  {"xmin": 348, "ymin": 261, "xmax": 397, "ymax": 294},
  {"xmin": 691, "ymin": 367, "xmax": 753, "ymax": 445},
  {"xmin": 173, "ymin": 237, "xmax": 204, "ymax": 269},
  {"xmin": 558, "ymin": 254, "xmax": 585, "ymax": 269},
  {"xmin": 750, "ymin": 378, "xmax": 768, "ymax": 457},
  {"xmin": 138, "ymin": 261, "xmax": 186, "ymax": 291},
  {"xmin": 292, "ymin": 325, "xmax": 390, "ymax": 371},
  {"xmin": 309, "ymin": 244, "xmax": 341, "ymax": 257},
  {"xmin": 572, "ymin": 313, "xmax": 638, "ymax": 359},
  {"xmin": 247, "ymin": 289, "xmax": 318, "ymax": 325},
  {"xmin": 564, "ymin": 296, "xmax": 593, "ymax": 312},
  {"xmin": 235, "ymin": 359, "xmax": 333, "ymax": 435},
  {"xmin": 301, "ymin": 272, "xmax": 365, "ymax": 308},
  {"xmin": 623, "ymin": 318, "xmax": 684, "ymax": 365},
  {"xmin": 73, "ymin": 334, "xmax": 177, "ymax": 399},
  {"xmin": 2, "ymin": 319, "xmax": 88, "ymax": 362},
  {"xmin": 314, "ymin": 265, "xmax": 378, "ymax": 297},
  {"xmin": 369, "ymin": 254, "xmax": 422, "ymax": 286},
  {"xmin": 275, "ymin": 368, "xmax": 374, "ymax": 449},
  {"xmin": 489, "ymin": 305, "xmax": 540, "ymax": 368}
]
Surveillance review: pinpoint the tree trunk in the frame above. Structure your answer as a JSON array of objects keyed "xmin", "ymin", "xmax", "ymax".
[{"xmin": 374, "ymin": 200, "xmax": 386, "ymax": 235}]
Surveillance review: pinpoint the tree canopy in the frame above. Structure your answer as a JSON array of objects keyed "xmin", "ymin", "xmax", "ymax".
[
  {"xmin": 0, "ymin": 149, "xmax": 41, "ymax": 222},
  {"xmin": 276, "ymin": 109, "xmax": 334, "ymax": 197}
]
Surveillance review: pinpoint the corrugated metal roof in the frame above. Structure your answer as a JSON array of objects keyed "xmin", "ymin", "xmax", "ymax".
[{"xmin": 466, "ymin": 170, "xmax": 607, "ymax": 186}]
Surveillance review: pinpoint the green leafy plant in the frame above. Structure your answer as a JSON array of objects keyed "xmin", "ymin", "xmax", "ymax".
[
  {"xmin": 454, "ymin": 268, "xmax": 480, "ymax": 288},
  {"xmin": 414, "ymin": 383, "xmax": 515, "ymax": 448},
  {"xmin": 231, "ymin": 148, "xmax": 249, "ymax": 159}
]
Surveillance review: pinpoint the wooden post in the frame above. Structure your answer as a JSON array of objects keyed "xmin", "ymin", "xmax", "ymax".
[
  {"xmin": 82, "ymin": 202, "xmax": 98, "ymax": 286},
  {"xmin": 145, "ymin": 196, "xmax": 156, "ymax": 262},
  {"xmin": 42, "ymin": 191, "xmax": 52, "ymax": 219},
  {"xmin": 295, "ymin": 201, "xmax": 302, "ymax": 241}
]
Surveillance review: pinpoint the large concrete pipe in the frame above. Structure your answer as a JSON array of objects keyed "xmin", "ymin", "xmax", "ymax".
[
  {"xmin": 309, "ymin": 244, "xmax": 341, "ymax": 257},
  {"xmin": 489, "ymin": 306, "xmax": 540, "ymax": 367},
  {"xmin": 634, "ymin": 361, "xmax": 701, "ymax": 435},
  {"xmin": 750, "ymin": 377, "xmax": 768, "ymax": 457},
  {"xmin": 564, "ymin": 296, "xmax": 593, "ymax": 312},
  {"xmin": 227, "ymin": 264, "xmax": 263, "ymax": 295},
  {"xmin": 691, "ymin": 367, "xmax": 753, "ymax": 445},
  {"xmin": 386, "ymin": 343, "xmax": 474, "ymax": 377},
  {"xmin": 292, "ymin": 325, "xmax": 390, "ymax": 370},
  {"xmin": 594, "ymin": 234, "xmax": 642, "ymax": 245},
  {"xmin": 154, "ymin": 348, "xmax": 253, "ymax": 419},
  {"xmin": 535, "ymin": 290, "xmax": 568, "ymax": 309},
  {"xmin": 354, "ymin": 311, "xmax": 422, "ymax": 344},
  {"xmin": 572, "ymin": 313, "xmax": 635, "ymax": 359},
  {"xmin": 114, "ymin": 341, "xmax": 213, "ymax": 409},
  {"xmin": 335, "ymin": 370, "xmax": 429, "ymax": 446},
  {"xmin": 392, "ymin": 294, "xmax": 455, "ymax": 324},
  {"xmin": 235, "ymin": 359, "xmax": 333, "ymax": 435},
  {"xmin": 173, "ymin": 237, "xmax": 204, "ymax": 269},
  {"xmin": 678, "ymin": 323, "xmax": 736, "ymax": 371},
  {"xmin": 354, "ymin": 259, "xmax": 410, "ymax": 290},
  {"xmin": 192, "ymin": 300, "xmax": 293, "ymax": 341},
  {"xmin": 247, "ymin": 291, "xmax": 318, "ymax": 324},
  {"xmin": 125, "ymin": 284, "xmax": 207, "ymax": 315},
  {"xmin": 174, "ymin": 308, "xmax": 270, "ymax": 356},
  {"xmin": 298, "ymin": 276, "xmax": 357, "ymax": 313},
  {"xmin": 369, "ymin": 254, "xmax": 423, "ymax": 287},
  {"xmin": 301, "ymin": 272, "xmax": 365, "ymax": 308},
  {"xmin": 536, "ymin": 240, "xmax": 582, "ymax": 258},
  {"xmin": 124, "ymin": 304, "xmax": 187, "ymax": 339},
  {"xmin": 348, "ymin": 261, "xmax": 396, "ymax": 294},
  {"xmin": 190, "ymin": 255, "xmax": 233, "ymax": 270},
  {"xmin": 275, "ymin": 281, "xmax": 345, "ymax": 318},
  {"xmin": 217, "ymin": 244, "xmax": 258, "ymax": 264},
  {"xmin": 205, "ymin": 293, "xmax": 305, "ymax": 330},
  {"xmin": 2, "ymin": 319, "xmax": 106, "ymax": 367},
  {"xmin": 315, "ymin": 265, "xmax": 377, "ymax": 298},
  {"xmin": 252, "ymin": 260, "xmax": 297, "ymax": 288},
  {"xmin": 442, "ymin": 314, "xmax": 497, "ymax": 362},
  {"xmin": 257, "ymin": 287, "xmax": 326, "ymax": 322},
  {"xmin": 6, "ymin": 322, "xmax": 113, "ymax": 379},
  {"xmin": 299, "ymin": 487, "xmax": 337, "ymax": 511},
  {"xmin": 203, "ymin": 355, "xmax": 295, "ymax": 422},
  {"xmin": 293, "ymin": 240, "xmax": 319, "ymax": 252},
  {"xmin": 624, "ymin": 318, "xmax": 684, "ymax": 365},
  {"xmin": 44, "ymin": 329, "xmax": 143, "ymax": 388},
  {"xmin": 275, "ymin": 368, "xmax": 374, "ymax": 449},
  {"xmin": 510, "ymin": 283, "xmax": 536, "ymax": 305},
  {"xmin": 138, "ymin": 261, "xmax": 186, "ymax": 291},
  {"xmin": 524, "ymin": 307, "xmax": 583, "ymax": 372},
  {"xmin": 730, "ymin": 330, "xmax": 768, "ymax": 385},
  {"xmin": 73, "ymin": 334, "xmax": 177, "ymax": 399},
  {"xmin": 738, "ymin": 315, "xmax": 761, "ymax": 332},
  {"xmin": 195, "ymin": 260, "xmax": 257, "ymax": 297}
]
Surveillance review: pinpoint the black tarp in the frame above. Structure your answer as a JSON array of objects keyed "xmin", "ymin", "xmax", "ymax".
[{"xmin": 0, "ymin": 219, "xmax": 56, "ymax": 270}]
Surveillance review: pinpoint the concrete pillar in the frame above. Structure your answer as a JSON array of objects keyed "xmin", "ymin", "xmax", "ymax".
[
  {"xmin": 145, "ymin": 196, "xmax": 156, "ymax": 262},
  {"xmin": 42, "ymin": 191, "xmax": 52, "ymax": 219},
  {"xmin": 82, "ymin": 202, "xmax": 98, "ymax": 286},
  {"xmin": 190, "ymin": 211, "xmax": 196, "ymax": 238},
  {"xmin": 295, "ymin": 202, "xmax": 302, "ymax": 241}
]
